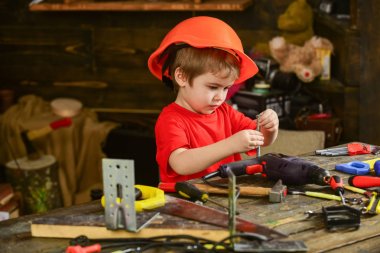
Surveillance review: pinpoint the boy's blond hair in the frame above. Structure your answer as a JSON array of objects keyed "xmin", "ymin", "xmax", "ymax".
[{"xmin": 169, "ymin": 47, "xmax": 240, "ymax": 92}]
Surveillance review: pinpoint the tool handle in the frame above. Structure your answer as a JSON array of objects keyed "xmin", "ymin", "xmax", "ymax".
[
  {"xmin": 158, "ymin": 182, "xmax": 176, "ymax": 192},
  {"xmin": 175, "ymin": 182, "xmax": 208, "ymax": 202},
  {"xmin": 305, "ymin": 191, "xmax": 341, "ymax": 201},
  {"xmin": 193, "ymin": 183, "xmax": 270, "ymax": 196},
  {"xmin": 218, "ymin": 157, "xmax": 263, "ymax": 178},
  {"xmin": 349, "ymin": 175, "xmax": 380, "ymax": 188},
  {"xmin": 347, "ymin": 143, "xmax": 372, "ymax": 155},
  {"xmin": 375, "ymin": 160, "xmax": 380, "ymax": 176},
  {"xmin": 328, "ymin": 175, "xmax": 345, "ymax": 194},
  {"xmin": 66, "ymin": 244, "xmax": 101, "ymax": 253},
  {"xmin": 27, "ymin": 118, "xmax": 72, "ymax": 140},
  {"xmin": 335, "ymin": 161, "xmax": 370, "ymax": 175}
]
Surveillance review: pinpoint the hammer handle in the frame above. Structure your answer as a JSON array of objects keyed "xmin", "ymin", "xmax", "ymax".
[{"xmin": 193, "ymin": 183, "xmax": 270, "ymax": 196}]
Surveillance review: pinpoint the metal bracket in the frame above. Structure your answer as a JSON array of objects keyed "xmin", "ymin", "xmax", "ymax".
[
  {"xmin": 227, "ymin": 168, "xmax": 237, "ymax": 238},
  {"xmin": 102, "ymin": 158, "xmax": 137, "ymax": 231}
]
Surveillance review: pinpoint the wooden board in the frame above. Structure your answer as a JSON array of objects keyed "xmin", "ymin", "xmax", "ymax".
[
  {"xmin": 29, "ymin": 0, "xmax": 253, "ymax": 12},
  {"xmin": 31, "ymin": 200, "xmax": 229, "ymax": 241}
]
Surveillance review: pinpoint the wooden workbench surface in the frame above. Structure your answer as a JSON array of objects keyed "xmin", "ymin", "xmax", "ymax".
[{"xmin": 1, "ymin": 151, "xmax": 380, "ymax": 252}]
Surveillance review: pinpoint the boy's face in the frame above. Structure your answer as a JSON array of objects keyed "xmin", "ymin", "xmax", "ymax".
[{"xmin": 175, "ymin": 69, "xmax": 236, "ymax": 114}]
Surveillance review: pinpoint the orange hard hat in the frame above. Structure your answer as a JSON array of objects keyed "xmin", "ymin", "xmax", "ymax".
[{"xmin": 148, "ymin": 16, "xmax": 258, "ymax": 85}]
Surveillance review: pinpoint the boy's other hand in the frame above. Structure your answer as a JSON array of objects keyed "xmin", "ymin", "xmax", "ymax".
[
  {"xmin": 227, "ymin": 129, "xmax": 264, "ymax": 153},
  {"xmin": 259, "ymin": 109, "xmax": 279, "ymax": 132}
]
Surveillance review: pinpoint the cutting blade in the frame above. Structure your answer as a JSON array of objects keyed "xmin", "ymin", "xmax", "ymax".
[{"xmin": 158, "ymin": 195, "xmax": 286, "ymax": 240}]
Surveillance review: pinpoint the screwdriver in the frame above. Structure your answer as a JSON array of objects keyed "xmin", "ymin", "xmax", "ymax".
[
  {"xmin": 327, "ymin": 175, "xmax": 346, "ymax": 205},
  {"xmin": 174, "ymin": 181, "xmax": 229, "ymax": 212}
]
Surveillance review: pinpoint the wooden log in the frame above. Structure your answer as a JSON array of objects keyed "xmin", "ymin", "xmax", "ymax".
[{"xmin": 5, "ymin": 155, "xmax": 63, "ymax": 215}]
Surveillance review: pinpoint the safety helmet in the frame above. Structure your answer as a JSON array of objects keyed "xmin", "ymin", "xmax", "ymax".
[{"xmin": 148, "ymin": 16, "xmax": 258, "ymax": 85}]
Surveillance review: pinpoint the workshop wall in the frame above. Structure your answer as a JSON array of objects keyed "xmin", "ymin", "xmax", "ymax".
[{"xmin": 0, "ymin": 0, "xmax": 292, "ymax": 115}]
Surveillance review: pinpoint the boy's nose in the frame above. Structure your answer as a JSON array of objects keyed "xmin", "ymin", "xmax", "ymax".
[{"xmin": 214, "ymin": 90, "xmax": 226, "ymax": 101}]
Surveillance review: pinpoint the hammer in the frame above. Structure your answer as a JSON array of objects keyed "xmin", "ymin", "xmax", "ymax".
[{"xmin": 193, "ymin": 179, "xmax": 287, "ymax": 203}]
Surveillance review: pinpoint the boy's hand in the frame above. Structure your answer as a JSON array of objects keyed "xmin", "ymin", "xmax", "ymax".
[
  {"xmin": 227, "ymin": 129, "xmax": 264, "ymax": 153},
  {"xmin": 258, "ymin": 109, "xmax": 279, "ymax": 133}
]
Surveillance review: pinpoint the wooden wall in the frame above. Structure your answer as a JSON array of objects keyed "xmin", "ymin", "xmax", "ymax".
[
  {"xmin": 2, "ymin": 0, "xmax": 379, "ymax": 145},
  {"xmin": 0, "ymin": 0, "xmax": 292, "ymax": 119},
  {"xmin": 359, "ymin": 0, "xmax": 380, "ymax": 145}
]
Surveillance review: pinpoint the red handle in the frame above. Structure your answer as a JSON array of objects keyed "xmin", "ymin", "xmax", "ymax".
[
  {"xmin": 50, "ymin": 117, "xmax": 72, "ymax": 129},
  {"xmin": 158, "ymin": 182, "xmax": 176, "ymax": 192},
  {"xmin": 329, "ymin": 175, "xmax": 344, "ymax": 194},
  {"xmin": 348, "ymin": 175, "xmax": 380, "ymax": 188},
  {"xmin": 66, "ymin": 244, "xmax": 101, "ymax": 253}
]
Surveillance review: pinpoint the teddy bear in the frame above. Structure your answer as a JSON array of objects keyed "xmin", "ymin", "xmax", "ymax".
[
  {"xmin": 269, "ymin": 36, "xmax": 334, "ymax": 83},
  {"xmin": 277, "ymin": 0, "xmax": 314, "ymax": 46}
]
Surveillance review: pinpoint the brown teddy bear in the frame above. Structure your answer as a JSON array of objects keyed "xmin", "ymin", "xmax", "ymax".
[
  {"xmin": 278, "ymin": 0, "xmax": 314, "ymax": 46},
  {"xmin": 269, "ymin": 36, "xmax": 334, "ymax": 83}
]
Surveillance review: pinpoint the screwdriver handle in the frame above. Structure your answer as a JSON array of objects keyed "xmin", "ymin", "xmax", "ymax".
[
  {"xmin": 305, "ymin": 191, "xmax": 342, "ymax": 201},
  {"xmin": 175, "ymin": 182, "xmax": 208, "ymax": 203},
  {"xmin": 328, "ymin": 175, "xmax": 345, "ymax": 194},
  {"xmin": 349, "ymin": 175, "xmax": 380, "ymax": 188}
]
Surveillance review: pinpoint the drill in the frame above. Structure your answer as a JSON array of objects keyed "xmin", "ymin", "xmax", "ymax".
[{"xmin": 203, "ymin": 153, "xmax": 344, "ymax": 199}]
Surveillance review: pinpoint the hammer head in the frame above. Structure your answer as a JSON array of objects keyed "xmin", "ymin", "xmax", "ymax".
[{"xmin": 269, "ymin": 179, "xmax": 287, "ymax": 203}]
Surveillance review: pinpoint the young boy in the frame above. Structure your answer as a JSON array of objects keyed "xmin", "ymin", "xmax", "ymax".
[{"xmin": 148, "ymin": 16, "xmax": 279, "ymax": 183}]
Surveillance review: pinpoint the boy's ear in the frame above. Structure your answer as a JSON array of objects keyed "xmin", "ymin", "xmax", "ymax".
[{"xmin": 174, "ymin": 67, "xmax": 187, "ymax": 87}]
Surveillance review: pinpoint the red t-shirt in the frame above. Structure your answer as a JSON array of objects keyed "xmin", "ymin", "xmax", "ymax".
[{"xmin": 155, "ymin": 102, "xmax": 257, "ymax": 183}]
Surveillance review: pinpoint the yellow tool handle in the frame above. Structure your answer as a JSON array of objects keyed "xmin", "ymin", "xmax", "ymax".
[
  {"xmin": 193, "ymin": 183, "xmax": 270, "ymax": 196},
  {"xmin": 27, "ymin": 126, "xmax": 52, "ymax": 140},
  {"xmin": 101, "ymin": 185, "xmax": 165, "ymax": 213},
  {"xmin": 305, "ymin": 191, "xmax": 341, "ymax": 201},
  {"xmin": 344, "ymin": 185, "xmax": 367, "ymax": 195},
  {"xmin": 362, "ymin": 158, "xmax": 380, "ymax": 170}
]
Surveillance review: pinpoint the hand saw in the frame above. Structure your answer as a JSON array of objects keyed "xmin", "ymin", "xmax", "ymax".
[{"xmin": 156, "ymin": 194, "xmax": 286, "ymax": 241}]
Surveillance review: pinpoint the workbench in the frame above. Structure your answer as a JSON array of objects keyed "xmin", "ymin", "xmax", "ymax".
[{"xmin": 1, "ymin": 150, "xmax": 380, "ymax": 253}]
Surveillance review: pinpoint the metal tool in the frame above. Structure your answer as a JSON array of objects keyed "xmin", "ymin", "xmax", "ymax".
[
  {"xmin": 161, "ymin": 179, "xmax": 287, "ymax": 203},
  {"xmin": 256, "ymin": 114, "xmax": 261, "ymax": 157},
  {"xmin": 227, "ymin": 167, "xmax": 236, "ymax": 239},
  {"xmin": 156, "ymin": 195, "xmax": 286, "ymax": 240},
  {"xmin": 288, "ymin": 190, "xmax": 362, "ymax": 205},
  {"xmin": 102, "ymin": 158, "xmax": 137, "ymax": 231},
  {"xmin": 102, "ymin": 159, "xmax": 164, "ymax": 231},
  {"xmin": 362, "ymin": 191, "xmax": 380, "ymax": 215},
  {"xmin": 316, "ymin": 143, "xmax": 379, "ymax": 156}
]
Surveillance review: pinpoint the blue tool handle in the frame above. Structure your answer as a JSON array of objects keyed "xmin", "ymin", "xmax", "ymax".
[
  {"xmin": 335, "ymin": 161, "xmax": 370, "ymax": 175},
  {"xmin": 374, "ymin": 160, "xmax": 380, "ymax": 176}
]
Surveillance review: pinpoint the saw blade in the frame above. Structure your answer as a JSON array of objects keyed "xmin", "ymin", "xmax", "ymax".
[{"xmin": 158, "ymin": 195, "xmax": 286, "ymax": 240}]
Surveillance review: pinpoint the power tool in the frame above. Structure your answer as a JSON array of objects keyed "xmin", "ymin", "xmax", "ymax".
[{"xmin": 203, "ymin": 153, "xmax": 330, "ymax": 186}]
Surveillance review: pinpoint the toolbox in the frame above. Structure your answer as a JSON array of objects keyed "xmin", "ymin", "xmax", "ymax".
[{"xmin": 231, "ymin": 89, "xmax": 291, "ymax": 121}]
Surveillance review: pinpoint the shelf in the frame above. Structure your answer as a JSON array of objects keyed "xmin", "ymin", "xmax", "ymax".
[{"xmin": 29, "ymin": 0, "xmax": 253, "ymax": 12}]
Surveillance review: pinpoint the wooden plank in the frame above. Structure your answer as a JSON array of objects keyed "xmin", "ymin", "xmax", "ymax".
[
  {"xmin": 29, "ymin": 0, "xmax": 253, "ymax": 12},
  {"xmin": 30, "ymin": 200, "xmax": 229, "ymax": 241},
  {"xmin": 0, "ymin": 26, "xmax": 94, "ymax": 77}
]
